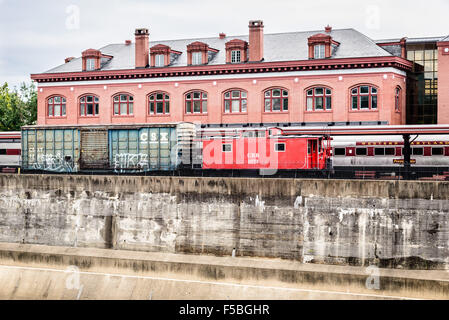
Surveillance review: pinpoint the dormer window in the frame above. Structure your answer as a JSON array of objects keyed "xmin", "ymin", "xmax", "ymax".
[
  {"xmin": 187, "ymin": 42, "xmax": 219, "ymax": 66},
  {"xmin": 308, "ymin": 28, "xmax": 340, "ymax": 60},
  {"xmin": 192, "ymin": 52, "xmax": 202, "ymax": 65},
  {"xmin": 231, "ymin": 50, "xmax": 241, "ymax": 63},
  {"xmin": 150, "ymin": 44, "xmax": 181, "ymax": 68},
  {"xmin": 225, "ymin": 39, "xmax": 248, "ymax": 64},
  {"xmin": 314, "ymin": 45, "xmax": 325, "ymax": 59},
  {"xmin": 86, "ymin": 59, "xmax": 96, "ymax": 71},
  {"xmin": 155, "ymin": 54, "xmax": 164, "ymax": 67}
]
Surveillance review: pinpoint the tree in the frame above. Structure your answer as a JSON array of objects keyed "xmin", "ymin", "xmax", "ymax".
[{"xmin": 0, "ymin": 82, "xmax": 37, "ymax": 131}]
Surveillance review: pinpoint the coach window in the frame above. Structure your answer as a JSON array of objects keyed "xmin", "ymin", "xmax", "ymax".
[
  {"xmin": 186, "ymin": 91, "xmax": 207, "ymax": 114},
  {"xmin": 385, "ymin": 148, "xmax": 395, "ymax": 156},
  {"xmin": 113, "ymin": 94, "xmax": 134, "ymax": 116},
  {"xmin": 79, "ymin": 95, "xmax": 99, "ymax": 117},
  {"xmin": 433, "ymin": 147, "xmax": 444, "ymax": 156},
  {"xmin": 224, "ymin": 90, "xmax": 247, "ymax": 113},
  {"xmin": 351, "ymin": 86, "xmax": 378, "ymax": 111},
  {"xmin": 149, "ymin": 92, "xmax": 170, "ymax": 115},
  {"xmin": 264, "ymin": 88, "xmax": 288, "ymax": 112},
  {"xmin": 412, "ymin": 148, "xmax": 424, "ymax": 156},
  {"xmin": 47, "ymin": 96, "xmax": 66, "ymax": 117},
  {"xmin": 356, "ymin": 148, "xmax": 367, "ymax": 156},
  {"xmin": 306, "ymin": 87, "xmax": 332, "ymax": 111},
  {"xmin": 334, "ymin": 148, "xmax": 346, "ymax": 156}
]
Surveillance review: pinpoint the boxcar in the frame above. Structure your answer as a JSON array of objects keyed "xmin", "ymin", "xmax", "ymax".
[
  {"xmin": 0, "ymin": 132, "xmax": 21, "ymax": 172},
  {"xmin": 21, "ymin": 123, "xmax": 195, "ymax": 173}
]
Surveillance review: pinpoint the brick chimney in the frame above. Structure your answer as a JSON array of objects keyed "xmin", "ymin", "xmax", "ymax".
[
  {"xmin": 219, "ymin": 33, "xmax": 226, "ymax": 39},
  {"xmin": 135, "ymin": 28, "xmax": 149, "ymax": 68},
  {"xmin": 65, "ymin": 57, "xmax": 75, "ymax": 63},
  {"xmin": 249, "ymin": 20, "xmax": 264, "ymax": 62},
  {"xmin": 325, "ymin": 25, "xmax": 332, "ymax": 33}
]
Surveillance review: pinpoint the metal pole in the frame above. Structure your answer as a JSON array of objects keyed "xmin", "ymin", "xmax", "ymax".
[{"xmin": 403, "ymin": 134, "xmax": 411, "ymax": 180}]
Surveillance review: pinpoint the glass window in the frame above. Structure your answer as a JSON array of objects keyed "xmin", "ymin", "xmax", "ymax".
[
  {"xmin": 47, "ymin": 96, "xmax": 66, "ymax": 117},
  {"xmin": 79, "ymin": 95, "xmax": 99, "ymax": 117},
  {"xmin": 432, "ymin": 148, "xmax": 444, "ymax": 156},
  {"xmin": 192, "ymin": 52, "xmax": 202, "ymax": 65},
  {"xmin": 222, "ymin": 144, "xmax": 232, "ymax": 153},
  {"xmin": 412, "ymin": 148, "xmax": 423, "ymax": 156},
  {"xmin": 334, "ymin": 148, "xmax": 346, "ymax": 156},
  {"xmin": 113, "ymin": 94, "xmax": 134, "ymax": 116},
  {"xmin": 148, "ymin": 92, "xmax": 170, "ymax": 115},
  {"xmin": 155, "ymin": 54, "xmax": 165, "ymax": 67},
  {"xmin": 314, "ymin": 45, "xmax": 325, "ymax": 59},
  {"xmin": 86, "ymin": 59, "xmax": 96, "ymax": 71},
  {"xmin": 351, "ymin": 85, "xmax": 378, "ymax": 111},
  {"xmin": 356, "ymin": 148, "xmax": 367, "ymax": 156},
  {"xmin": 385, "ymin": 148, "xmax": 395, "ymax": 156},
  {"xmin": 395, "ymin": 87, "xmax": 401, "ymax": 112},
  {"xmin": 264, "ymin": 88, "xmax": 288, "ymax": 112},
  {"xmin": 375, "ymin": 148, "xmax": 385, "ymax": 156},
  {"xmin": 306, "ymin": 87, "xmax": 332, "ymax": 111},
  {"xmin": 185, "ymin": 91, "xmax": 207, "ymax": 114},
  {"xmin": 231, "ymin": 50, "xmax": 241, "ymax": 63},
  {"xmin": 275, "ymin": 143, "xmax": 286, "ymax": 152}
]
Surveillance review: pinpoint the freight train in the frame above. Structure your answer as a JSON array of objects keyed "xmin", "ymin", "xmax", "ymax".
[{"xmin": 0, "ymin": 123, "xmax": 447, "ymax": 179}]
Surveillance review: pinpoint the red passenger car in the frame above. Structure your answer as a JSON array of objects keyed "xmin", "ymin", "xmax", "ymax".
[{"xmin": 201, "ymin": 128, "xmax": 330, "ymax": 171}]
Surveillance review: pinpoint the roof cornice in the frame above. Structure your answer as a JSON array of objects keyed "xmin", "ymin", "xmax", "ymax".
[{"xmin": 31, "ymin": 56, "xmax": 413, "ymax": 83}]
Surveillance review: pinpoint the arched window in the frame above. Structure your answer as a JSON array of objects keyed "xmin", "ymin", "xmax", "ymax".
[
  {"xmin": 351, "ymin": 85, "xmax": 378, "ymax": 111},
  {"xmin": 224, "ymin": 90, "xmax": 247, "ymax": 113},
  {"xmin": 306, "ymin": 87, "xmax": 332, "ymax": 111},
  {"xmin": 47, "ymin": 96, "xmax": 66, "ymax": 117},
  {"xmin": 185, "ymin": 91, "xmax": 208, "ymax": 114},
  {"xmin": 113, "ymin": 94, "xmax": 134, "ymax": 116},
  {"xmin": 79, "ymin": 95, "xmax": 99, "ymax": 117},
  {"xmin": 264, "ymin": 88, "xmax": 288, "ymax": 112},
  {"xmin": 395, "ymin": 87, "xmax": 401, "ymax": 112},
  {"xmin": 149, "ymin": 92, "xmax": 170, "ymax": 115}
]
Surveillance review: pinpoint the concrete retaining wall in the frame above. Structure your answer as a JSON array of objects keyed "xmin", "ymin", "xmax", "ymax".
[{"xmin": 0, "ymin": 174, "xmax": 448, "ymax": 269}]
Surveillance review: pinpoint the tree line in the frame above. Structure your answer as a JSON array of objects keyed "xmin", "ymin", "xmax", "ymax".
[{"xmin": 0, "ymin": 82, "xmax": 37, "ymax": 131}]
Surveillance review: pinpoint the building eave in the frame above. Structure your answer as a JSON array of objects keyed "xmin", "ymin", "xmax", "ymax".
[{"xmin": 31, "ymin": 56, "xmax": 413, "ymax": 83}]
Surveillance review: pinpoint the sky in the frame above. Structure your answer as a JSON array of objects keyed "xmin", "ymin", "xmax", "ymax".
[{"xmin": 0, "ymin": 0, "xmax": 448, "ymax": 89}]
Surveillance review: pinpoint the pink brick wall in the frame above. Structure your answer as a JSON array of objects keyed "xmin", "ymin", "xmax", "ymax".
[{"xmin": 37, "ymin": 71, "xmax": 407, "ymax": 126}]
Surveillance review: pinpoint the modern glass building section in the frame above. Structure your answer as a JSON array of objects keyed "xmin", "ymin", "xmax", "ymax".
[{"xmin": 406, "ymin": 40, "xmax": 439, "ymax": 124}]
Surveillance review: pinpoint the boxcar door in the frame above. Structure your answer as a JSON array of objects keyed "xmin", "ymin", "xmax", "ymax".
[
  {"xmin": 308, "ymin": 139, "xmax": 318, "ymax": 169},
  {"xmin": 80, "ymin": 129, "xmax": 109, "ymax": 170}
]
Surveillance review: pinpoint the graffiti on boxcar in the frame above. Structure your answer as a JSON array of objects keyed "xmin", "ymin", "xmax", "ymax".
[
  {"xmin": 113, "ymin": 153, "xmax": 149, "ymax": 173},
  {"xmin": 28, "ymin": 147, "xmax": 77, "ymax": 172}
]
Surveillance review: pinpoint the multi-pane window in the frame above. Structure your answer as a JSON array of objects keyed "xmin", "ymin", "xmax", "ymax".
[
  {"xmin": 47, "ymin": 96, "xmax": 66, "ymax": 117},
  {"xmin": 79, "ymin": 95, "xmax": 99, "ymax": 117},
  {"xmin": 231, "ymin": 50, "xmax": 241, "ymax": 63},
  {"xmin": 86, "ymin": 59, "xmax": 95, "ymax": 71},
  {"xmin": 351, "ymin": 86, "xmax": 378, "ymax": 111},
  {"xmin": 395, "ymin": 87, "xmax": 401, "ymax": 112},
  {"xmin": 306, "ymin": 87, "xmax": 332, "ymax": 111},
  {"xmin": 192, "ymin": 52, "xmax": 202, "ymax": 65},
  {"xmin": 264, "ymin": 89, "xmax": 288, "ymax": 112},
  {"xmin": 113, "ymin": 94, "xmax": 134, "ymax": 116},
  {"xmin": 155, "ymin": 54, "xmax": 165, "ymax": 67},
  {"xmin": 224, "ymin": 90, "xmax": 247, "ymax": 113},
  {"xmin": 149, "ymin": 92, "xmax": 170, "ymax": 115},
  {"xmin": 314, "ymin": 45, "xmax": 325, "ymax": 59},
  {"xmin": 186, "ymin": 91, "xmax": 208, "ymax": 114}
]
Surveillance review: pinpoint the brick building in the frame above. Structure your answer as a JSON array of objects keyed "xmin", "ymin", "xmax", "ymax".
[{"xmin": 30, "ymin": 21, "xmax": 449, "ymax": 127}]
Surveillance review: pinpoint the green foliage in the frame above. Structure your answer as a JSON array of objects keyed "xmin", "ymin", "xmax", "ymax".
[{"xmin": 0, "ymin": 82, "xmax": 37, "ymax": 131}]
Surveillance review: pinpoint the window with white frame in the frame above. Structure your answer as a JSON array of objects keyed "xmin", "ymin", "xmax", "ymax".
[
  {"xmin": 192, "ymin": 52, "xmax": 202, "ymax": 65},
  {"xmin": 306, "ymin": 87, "xmax": 332, "ymax": 111},
  {"xmin": 224, "ymin": 90, "xmax": 247, "ymax": 113},
  {"xmin": 231, "ymin": 50, "xmax": 241, "ymax": 63},
  {"xmin": 86, "ymin": 59, "xmax": 96, "ymax": 71},
  {"xmin": 314, "ymin": 45, "xmax": 325, "ymax": 59},
  {"xmin": 155, "ymin": 54, "xmax": 165, "ymax": 67},
  {"xmin": 351, "ymin": 85, "xmax": 378, "ymax": 111}
]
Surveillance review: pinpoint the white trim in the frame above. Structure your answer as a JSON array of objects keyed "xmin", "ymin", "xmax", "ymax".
[{"xmin": 37, "ymin": 67, "xmax": 407, "ymax": 88}]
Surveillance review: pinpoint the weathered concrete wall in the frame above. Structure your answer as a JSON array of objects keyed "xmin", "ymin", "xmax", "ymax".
[{"xmin": 0, "ymin": 174, "xmax": 448, "ymax": 269}]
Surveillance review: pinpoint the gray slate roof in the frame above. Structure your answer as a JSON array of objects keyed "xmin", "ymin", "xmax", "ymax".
[{"xmin": 44, "ymin": 28, "xmax": 392, "ymax": 74}]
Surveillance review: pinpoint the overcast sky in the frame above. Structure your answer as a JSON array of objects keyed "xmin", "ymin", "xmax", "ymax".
[{"xmin": 0, "ymin": 0, "xmax": 448, "ymax": 89}]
